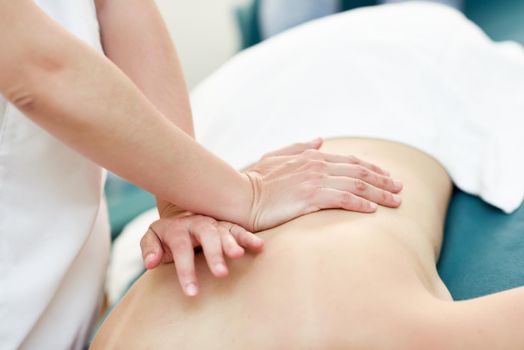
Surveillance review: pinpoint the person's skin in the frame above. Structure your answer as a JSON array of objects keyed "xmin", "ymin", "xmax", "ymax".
[
  {"xmin": 92, "ymin": 0, "xmax": 402, "ymax": 295},
  {"xmin": 91, "ymin": 138, "xmax": 524, "ymax": 349}
]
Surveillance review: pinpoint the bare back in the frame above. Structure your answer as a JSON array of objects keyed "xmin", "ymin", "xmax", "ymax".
[{"xmin": 92, "ymin": 138, "xmax": 453, "ymax": 349}]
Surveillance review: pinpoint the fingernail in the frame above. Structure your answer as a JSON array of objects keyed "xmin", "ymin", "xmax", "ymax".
[
  {"xmin": 144, "ymin": 253, "xmax": 155, "ymax": 268},
  {"xmin": 369, "ymin": 202, "xmax": 378, "ymax": 211},
  {"xmin": 394, "ymin": 180, "xmax": 403, "ymax": 190},
  {"xmin": 393, "ymin": 195, "xmax": 402, "ymax": 204},
  {"xmin": 185, "ymin": 283, "xmax": 198, "ymax": 296},
  {"xmin": 215, "ymin": 263, "xmax": 227, "ymax": 275}
]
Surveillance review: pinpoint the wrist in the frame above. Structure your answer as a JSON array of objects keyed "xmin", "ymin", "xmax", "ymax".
[
  {"xmin": 155, "ymin": 198, "xmax": 187, "ymax": 218},
  {"xmin": 231, "ymin": 172, "xmax": 256, "ymax": 231}
]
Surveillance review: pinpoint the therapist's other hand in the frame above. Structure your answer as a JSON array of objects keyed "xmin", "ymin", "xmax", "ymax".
[
  {"xmin": 140, "ymin": 207, "xmax": 264, "ymax": 297},
  {"xmin": 243, "ymin": 137, "xmax": 403, "ymax": 231}
]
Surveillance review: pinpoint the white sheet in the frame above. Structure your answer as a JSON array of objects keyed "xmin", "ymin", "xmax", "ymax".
[{"xmin": 191, "ymin": 2, "xmax": 524, "ymax": 213}]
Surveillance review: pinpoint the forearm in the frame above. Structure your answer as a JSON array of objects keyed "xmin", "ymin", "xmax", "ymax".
[
  {"xmin": 95, "ymin": 0, "xmax": 194, "ymax": 215},
  {"xmin": 0, "ymin": 0, "xmax": 251, "ymax": 226}
]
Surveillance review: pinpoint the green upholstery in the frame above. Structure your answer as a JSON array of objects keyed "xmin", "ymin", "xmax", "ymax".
[
  {"xmin": 438, "ymin": 190, "xmax": 524, "ymax": 300},
  {"xmin": 465, "ymin": 0, "xmax": 524, "ymax": 44},
  {"xmin": 236, "ymin": 0, "xmax": 524, "ymax": 49},
  {"xmin": 233, "ymin": 0, "xmax": 524, "ymax": 299},
  {"xmin": 105, "ymin": 176, "xmax": 155, "ymax": 240},
  {"xmin": 235, "ymin": 0, "xmax": 263, "ymax": 50}
]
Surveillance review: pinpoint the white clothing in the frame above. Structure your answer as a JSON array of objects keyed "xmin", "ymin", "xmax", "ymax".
[
  {"xmin": 0, "ymin": 1, "xmax": 110, "ymax": 349},
  {"xmin": 192, "ymin": 2, "xmax": 524, "ymax": 213}
]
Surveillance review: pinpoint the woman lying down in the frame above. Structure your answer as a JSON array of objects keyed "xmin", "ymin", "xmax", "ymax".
[{"xmin": 92, "ymin": 2, "xmax": 524, "ymax": 349}]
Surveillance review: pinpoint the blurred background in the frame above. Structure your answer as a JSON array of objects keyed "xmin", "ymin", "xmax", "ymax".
[
  {"xmin": 155, "ymin": 0, "xmax": 248, "ymax": 89},
  {"xmin": 105, "ymin": 0, "xmax": 524, "ymax": 239}
]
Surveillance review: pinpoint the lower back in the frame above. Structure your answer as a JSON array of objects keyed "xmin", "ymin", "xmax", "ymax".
[{"xmin": 92, "ymin": 138, "xmax": 452, "ymax": 349}]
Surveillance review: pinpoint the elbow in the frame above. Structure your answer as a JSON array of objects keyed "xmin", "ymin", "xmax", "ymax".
[
  {"xmin": 2, "ymin": 72, "xmax": 38, "ymax": 112},
  {"xmin": 10, "ymin": 90, "xmax": 37, "ymax": 113},
  {"xmin": 5, "ymin": 78, "xmax": 41, "ymax": 114},
  {"xmin": 3, "ymin": 57, "xmax": 66, "ymax": 114}
]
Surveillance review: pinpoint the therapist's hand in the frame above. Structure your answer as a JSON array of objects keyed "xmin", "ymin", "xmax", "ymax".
[
  {"xmin": 141, "ymin": 206, "xmax": 264, "ymax": 297},
  {"xmin": 243, "ymin": 137, "xmax": 403, "ymax": 231}
]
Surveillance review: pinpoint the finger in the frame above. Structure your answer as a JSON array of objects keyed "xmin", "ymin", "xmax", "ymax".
[
  {"xmin": 219, "ymin": 225, "xmax": 245, "ymax": 260},
  {"xmin": 324, "ymin": 163, "xmax": 402, "ymax": 193},
  {"xmin": 306, "ymin": 188, "xmax": 378, "ymax": 213},
  {"xmin": 263, "ymin": 138, "xmax": 323, "ymax": 158},
  {"xmin": 140, "ymin": 227, "xmax": 164, "ymax": 269},
  {"xmin": 193, "ymin": 223, "xmax": 229, "ymax": 278},
  {"xmin": 316, "ymin": 153, "xmax": 391, "ymax": 177},
  {"xmin": 228, "ymin": 224, "xmax": 264, "ymax": 253},
  {"xmin": 324, "ymin": 176, "xmax": 402, "ymax": 208},
  {"xmin": 165, "ymin": 228, "xmax": 199, "ymax": 296}
]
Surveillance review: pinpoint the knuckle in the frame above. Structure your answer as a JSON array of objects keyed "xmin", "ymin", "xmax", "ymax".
[
  {"xmin": 299, "ymin": 153, "xmax": 310, "ymax": 163},
  {"xmin": 227, "ymin": 223, "xmax": 242, "ymax": 235},
  {"xmin": 169, "ymin": 220, "xmax": 185, "ymax": 232},
  {"xmin": 340, "ymin": 192, "xmax": 355, "ymax": 207},
  {"xmin": 284, "ymin": 159, "xmax": 294, "ymax": 167},
  {"xmin": 306, "ymin": 171, "xmax": 325, "ymax": 183},
  {"xmin": 303, "ymin": 149, "xmax": 320, "ymax": 159},
  {"xmin": 359, "ymin": 200, "xmax": 371, "ymax": 211},
  {"xmin": 192, "ymin": 222, "xmax": 209, "ymax": 234},
  {"xmin": 357, "ymin": 166, "xmax": 370, "ymax": 179},
  {"xmin": 341, "ymin": 192, "xmax": 362, "ymax": 210},
  {"xmin": 216, "ymin": 221, "xmax": 230, "ymax": 230},
  {"xmin": 347, "ymin": 154, "xmax": 358, "ymax": 164},
  {"xmin": 302, "ymin": 183, "xmax": 319, "ymax": 199},
  {"xmin": 206, "ymin": 252, "xmax": 224, "ymax": 265},
  {"xmin": 304, "ymin": 149, "xmax": 317, "ymax": 156},
  {"xmin": 171, "ymin": 236, "xmax": 191, "ymax": 252},
  {"xmin": 223, "ymin": 234, "xmax": 237, "ymax": 248},
  {"xmin": 305, "ymin": 160, "xmax": 325, "ymax": 173},
  {"xmin": 139, "ymin": 234, "xmax": 152, "ymax": 251},
  {"xmin": 353, "ymin": 179, "xmax": 367, "ymax": 193}
]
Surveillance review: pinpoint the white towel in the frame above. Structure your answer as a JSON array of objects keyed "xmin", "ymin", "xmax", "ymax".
[{"xmin": 191, "ymin": 2, "xmax": 524, "ymax": 213}]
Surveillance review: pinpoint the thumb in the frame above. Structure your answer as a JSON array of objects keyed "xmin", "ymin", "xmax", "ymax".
[
  {"xmin": 140, "ymin": 227, "xmax": 164, "ymax": 269},
  {"xmin": 307, "ymin": 137, "xmax": 323, "ymax": 150}
]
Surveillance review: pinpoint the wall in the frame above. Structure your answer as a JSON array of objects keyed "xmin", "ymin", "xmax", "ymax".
[{"xmin": 155, "ymin": 0, "xmax": 248, "ymax": 89}]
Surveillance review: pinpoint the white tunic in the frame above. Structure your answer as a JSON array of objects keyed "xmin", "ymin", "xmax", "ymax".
[
  {"xmin": 0, "ymin": 1, "xmax": 110, "ymax": 349},
  {"xmin": 192, "ymin": 2, "xmax": 524, "ymax": 213}
]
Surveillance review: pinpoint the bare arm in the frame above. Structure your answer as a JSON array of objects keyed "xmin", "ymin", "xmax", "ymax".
[
  {"xmin": 94, "ymin": 0, "xmax": 194, "ymax": 215},
  {"xmin": 0, "ymin": 0, "xmax": 251, "ymax": 225}
]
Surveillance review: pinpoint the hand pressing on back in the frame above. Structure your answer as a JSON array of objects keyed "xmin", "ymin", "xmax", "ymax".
[
  {"xmin": 141, "ymin": 205, "xmax": 264, "ymax": 297},
  {"xmin": 242, "ymin": 137, "xmax": 403, "ymax": 231},
  {"xmin": 140, "ymin": 138, "xmax": 403, "ymax": 296}
]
